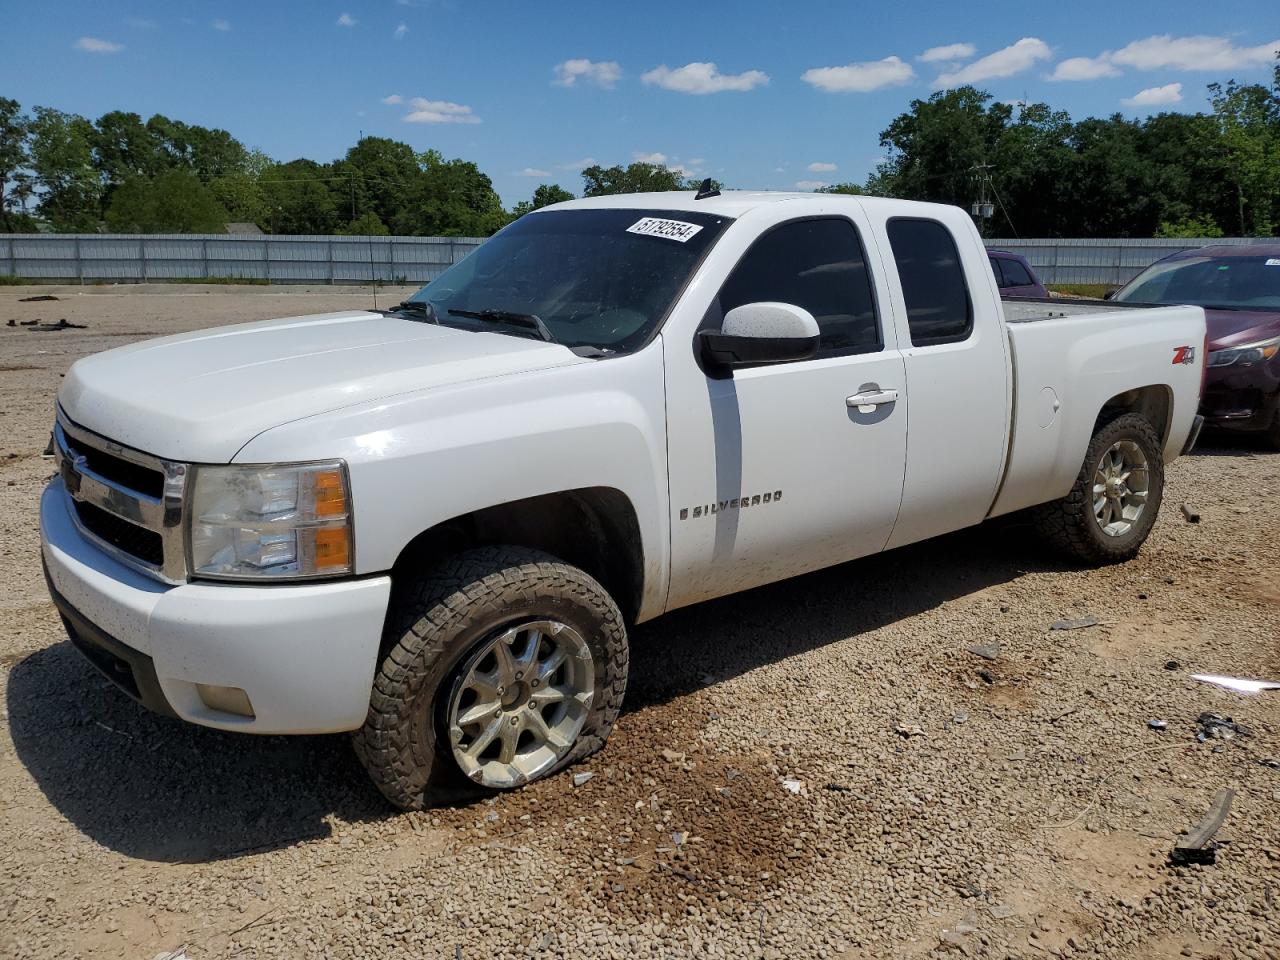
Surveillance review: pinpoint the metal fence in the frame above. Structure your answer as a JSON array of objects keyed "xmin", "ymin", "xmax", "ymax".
[
  {"xmin": 3, "ymin": 232, "xmax": 1278, "ymax": 287},
  {"xmin": 0, "ymin": 234, "xmax": 486, "ymax": 284},
  {"xmin": 983, "ymin": 236, "xmax": 1279, "ymax": 286}
]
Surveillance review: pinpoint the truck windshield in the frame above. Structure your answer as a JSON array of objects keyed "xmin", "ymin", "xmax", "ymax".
[
  {"xmin": 1116, "ymin": 256, "xmax": 1280, "ymax": 310},
  {"xmin": 404, "ymin": 208, "xmax": 730, "ymax": 353}
]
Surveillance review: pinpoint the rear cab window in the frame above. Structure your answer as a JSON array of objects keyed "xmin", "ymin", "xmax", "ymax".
[
  {"xmin": 887, "ymin": 219, "xmax": 973, "ymax": 346},
  {"xmin": 999, "ymin": 257, "xmax": 1034, "ymax": 287}
]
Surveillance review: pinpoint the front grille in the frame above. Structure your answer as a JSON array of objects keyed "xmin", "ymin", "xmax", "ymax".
[
  {"xmin": 74, "ymin": 500, "xmax": 165, "ymax": 566},
  {"xmin": 79, "ymin": 445, "xmax": 164, "ymax": 499}
]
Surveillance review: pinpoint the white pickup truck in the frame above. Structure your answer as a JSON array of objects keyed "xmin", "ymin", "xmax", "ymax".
[{"xmin": 40, "ymin": 191, "xmax": 1206, "ymax": 809}]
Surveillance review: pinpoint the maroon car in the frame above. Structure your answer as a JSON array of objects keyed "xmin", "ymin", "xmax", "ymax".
[
  {"xmin": 988, "ymin": 250, "xmax": 1049, "ymax": 299},
  {"xmin": 1112, "ymin": 245, "xmax": 1280, "ymax": 448}
]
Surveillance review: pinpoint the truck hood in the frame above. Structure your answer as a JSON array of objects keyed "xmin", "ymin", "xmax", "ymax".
[{"xmin": 59, "ymin": 310, "xmax": 587, "ymax": 462}]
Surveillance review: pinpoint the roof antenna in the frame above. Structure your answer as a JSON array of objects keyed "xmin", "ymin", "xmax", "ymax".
[{"xmin": 694, "ymin": 177, "xmax": 720, "ymax": 201}]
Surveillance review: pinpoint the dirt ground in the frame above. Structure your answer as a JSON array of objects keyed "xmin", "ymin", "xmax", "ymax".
[{"xmin": 1, "ymin": 285, "xmax": 1278, "ymax": 960}]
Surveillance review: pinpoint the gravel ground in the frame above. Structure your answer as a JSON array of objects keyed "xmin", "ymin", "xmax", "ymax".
[{"xmin": 1, "ymin": 285, "xmax": 1278, "ymax": 960}]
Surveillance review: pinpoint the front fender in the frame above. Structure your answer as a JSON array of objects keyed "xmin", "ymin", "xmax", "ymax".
[{"xmin": 234, "ymin": 343, "xmax": 671, "ymax": 621}]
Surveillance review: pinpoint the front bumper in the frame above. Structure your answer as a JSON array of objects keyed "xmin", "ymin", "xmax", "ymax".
[
  {"xmin": 1201, "ymin": 361, "xmax": 1280, "ymax": 432},
  {"xmin": 40, "ymin": 479, "xmax": 392, "ymax": 734}
]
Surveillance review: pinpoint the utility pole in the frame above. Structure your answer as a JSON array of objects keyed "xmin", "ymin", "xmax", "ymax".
[{"xmin": 969, "ymin": 163, "xmax": 995, "ymax": 236}]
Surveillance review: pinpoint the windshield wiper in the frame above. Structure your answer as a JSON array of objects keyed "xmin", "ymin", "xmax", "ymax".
[
  {"xmin": 392, "ymin": 300, "xmax": 440, "ymax": 323},
  {"xmin": 447, "ymin": 308, "xmax": 556, "ymax": 343}
]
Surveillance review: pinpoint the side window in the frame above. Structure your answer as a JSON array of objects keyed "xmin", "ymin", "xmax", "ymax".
[
  {"xmin": 1000, "ymin": 257, "xmax": 1034, "ymax": 287},
  {"xmin": 718, "ymin": 218, "xmax": 881, "ymax": 357},
  {"xmin": 887, "ymin": 219, "xmax": 973, "ymax": 345},
  {"xmin": 989, "ymin": 256, "xmax": 1008, "ymax": 287}
]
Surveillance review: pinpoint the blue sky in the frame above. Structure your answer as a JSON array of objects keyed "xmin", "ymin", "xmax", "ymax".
[{"xmin": 4, "ymin": 1, "xmax": 1279, "ymax": 205}]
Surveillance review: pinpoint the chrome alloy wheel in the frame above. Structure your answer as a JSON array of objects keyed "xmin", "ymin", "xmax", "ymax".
[
  {"xmin": 446, "ymin": 620, "xmax": 595, "ymax": 789},
  {"xmin": 1092, "ymin": 439, "xmax": 1150, "ymax": 537}
]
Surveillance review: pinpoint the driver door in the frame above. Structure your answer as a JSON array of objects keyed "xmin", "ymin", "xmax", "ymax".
[{"xmin": 664, "ymin": 215, "xmax": 908, "ymax": 609}]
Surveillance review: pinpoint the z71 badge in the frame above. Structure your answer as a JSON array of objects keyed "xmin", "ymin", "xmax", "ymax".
[
  {"xmin": 680, "ymin": 491, "xmax": 783, "ymax": 520},
  {"xmin": 1172, "ymin": 345, "xmax": 1196, "ymax": 365}
]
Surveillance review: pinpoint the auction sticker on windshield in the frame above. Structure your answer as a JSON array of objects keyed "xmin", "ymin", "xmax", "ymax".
[{"xmin": 626, "ymin": 217, "xmax": 704, "ymax": 243}]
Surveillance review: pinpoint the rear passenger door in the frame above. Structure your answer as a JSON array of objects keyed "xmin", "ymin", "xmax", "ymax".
[{"xmin": 877, "ymin": 217, "xmax": 1010, "ymax": 549}]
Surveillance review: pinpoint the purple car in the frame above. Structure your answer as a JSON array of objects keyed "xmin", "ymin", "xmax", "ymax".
[
  {"xmin": 988, "ymin": 250, "xmax": 1049, "ymax": 299},
  {"xmin": 1112, "ymin": 244, "xmax": 1280, "ymax": 448}
]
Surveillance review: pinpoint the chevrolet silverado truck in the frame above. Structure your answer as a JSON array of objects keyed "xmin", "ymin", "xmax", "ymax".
[{"xmin": 40, "ymin": 191, "xmax": 1206, "ymax": 809}]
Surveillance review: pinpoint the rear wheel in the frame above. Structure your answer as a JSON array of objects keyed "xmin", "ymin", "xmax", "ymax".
[
  {"xmin": 1035, "ymin": 413, "xmax": 1164, "ymax": 565},
  {"xmin": 353, "ymin": 546, "xmax": 628, "ymax": 810}
]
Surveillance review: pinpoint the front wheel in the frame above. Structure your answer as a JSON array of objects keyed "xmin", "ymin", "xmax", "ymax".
[
  {"xmin": 353, "ymin": 546, "xmax": 628, "ymax": 810},
  {"xmin": 1034, "ymin": 412, "xmax": 1165, "ymax": 565}
]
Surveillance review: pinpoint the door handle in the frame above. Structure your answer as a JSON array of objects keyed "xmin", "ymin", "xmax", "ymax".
[{"xmin": 846, "ymin": 387, "xmax": 899, "ymax": 413}]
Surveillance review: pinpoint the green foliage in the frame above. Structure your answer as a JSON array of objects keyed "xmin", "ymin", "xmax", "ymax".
[
  {"xmin": 394, "ymin": 150, "xmax": 507, "ymax": 236},
  {"xmin": 1154, "ymin": 216, "xmax": 1225, "ymax": 238},
  {"xmin": 815, "ymin": 183, "xmax": 862, "ymax": 195},
  {"xmin": 338, "ymin": 211, "xmax": 390, "ymax": 236},
  {"xmin": 260, "ymin": 158, "xmax": 339, "ymax": 234},
  {"xmin": 581, "ymin": 162, "xmax": 693, "ymax": 196},
  {"xmin": 104, "ymin": 169, "xmax": 228, "ymax": 233},
  {"xmin": 28, "ymin": 107, "xmax": 101, "ymax": 231},
  {"xmin": 0, "ymin": 97, "xmax": 32, "ymax": 231},
  {"xmin": 509, "ymin": 183, "xmax": 575, "ymax": 220}
]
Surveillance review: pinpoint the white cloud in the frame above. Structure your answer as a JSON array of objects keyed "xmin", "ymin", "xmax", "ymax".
[
  {"xmin": 553, "ymin": 59, "xmax": 622, "ymax": 89},
  {"xmin": 1110, "ymin": 34, "xmax": 1279, "ymax": 71},
  {"xmin": 393, "ymin": 23, "xmax": 408, "ymax": 39},
  {"xmin": 211, "ymin": 19, "xmax": 231, "ymax": 32},
  {"xmin": 1047, "ymin": 56, "xmax": 1121, "ymax": 81},
  {"xmin": 801, "ymin": 56, "xmax": 914, "ymax": 93},
  {"xmin": 807, "ymin": 161, "xmax": 838, "ymax": 173},
  {"xmin": 403, "ymin": 98, "xmax": 481, "ymax": 124},
  {"xmin": 795, "ymin": 180, "xmax": 829, "ymax": 190},
  {"xmin": 773, "ymin": 166, "xmax": 786, "ymax": 173},
  {"xmin": 382, "ymin": 94, "xmax": 404, "ymax": 105},
  {"xmin": 515, "ymin": 167, "xmax": 551, "ymax": 177},
  {"xmin": 641, "ymin": 62, "xmax": 768, "ymax": 94},
  {"xmin": 336, "ymin": 13, "xmax": 357, "ymax": 27},
  {"xmin": 935, "ymin": 37, "xmax": 1051, "ymax": 87},
  {"xmin": 633, "ymin": 151, "xmax": 668, "ymax": 165},
  {"xmin": 558, "ymin": 157, "xmax": 596, "ymax": 170},
  {"xmin": 1122, "ymin": 82, "xmax": 1183, "ymax": 107},
  {"xmin": 75, "ymin": 36, "xmax": 124, "ymax": 53},
  {"xmin": 919, "ymin": 43, "xmax": 976, "ymax": 63}
]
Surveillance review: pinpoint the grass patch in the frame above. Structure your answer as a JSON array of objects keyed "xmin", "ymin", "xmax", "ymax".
[{"xmin": 1048, "ymin": 283, "xmax": 1115, "ymax": 299}]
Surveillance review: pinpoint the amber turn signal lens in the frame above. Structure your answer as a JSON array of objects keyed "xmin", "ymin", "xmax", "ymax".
[
  {"xmin": 314, "ymin": 526, "xmax": 350, "ymax": 570},
  {"xmin": 313, "ymin": 469, "xmax": 347, "ymax": 517}
]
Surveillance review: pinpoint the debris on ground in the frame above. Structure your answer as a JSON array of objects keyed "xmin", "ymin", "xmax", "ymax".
[
  {"xmin": 1148, "ymin": 719, "xmax": 1168, "ymax": 731},
  {"xmin": 18, "ymin": 294, "xmax": 59, "ymax": 302},
  {"xmin": 988, "ymin": 904, "xmax": 1017, "ymax": 920},
  {"xmin": 1164, "ymin": 660, "xmax": 1181, "ymax": 671},
  {"xmin": 1051, "ymin": 615, "xmax": 1099, "ymax": 630},
  {"xmin": 1180, "ymin": 503, "xmax": 1201, "ymax": 523},
  {"xmin": 1258, "ymin": 758, "xmax": 1280, "ymax": 771},
  {"xmin": 572, "ymin": 771, "xmax": 594, "ymax": 787},
  {"xmin": 894, "ymin": 722, "xmax": 925, "ymax": 738},
  {"xmin": 1191, "ymin": 674, "xmax": 1280, "ymax": 694},
  {"xmin": 1196, "ymin": 712, "xmax": 1253, "ymax": 741},
  {"xmin": 25, "ymin": 318, "xmax": 87, "ymax": 332},
  {"xmin": 780, "ymin": 777, "xmax": 803, "ymax": 794},
  {"xmin": 952, "ymin": 711, "xmax": 969, "ymax": 724},
  {"xmin": 1170, "ymin": 787, "xmax": 1235, "ymax": 866},
  {"xmin": 965, "ymin": 642, "xmax": 1001, "ymax": 661}
]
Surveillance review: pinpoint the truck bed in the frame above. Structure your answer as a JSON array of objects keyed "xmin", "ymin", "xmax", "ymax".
[{"xmin": 1001, "ymin": 296, "xmax": 1155, "ymax": 324}]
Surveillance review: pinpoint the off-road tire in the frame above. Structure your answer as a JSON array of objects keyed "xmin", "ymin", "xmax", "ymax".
[
  {"xmin": 1034, "ymin": 412, "xmax": 1164, "ymax": 565},
  {"xmin": 352, "ymin": 546, "xmax": 628, "ymax": 810}
]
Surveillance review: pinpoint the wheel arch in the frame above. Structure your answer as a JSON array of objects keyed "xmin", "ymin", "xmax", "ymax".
[
  {"xmin": 388, "ymin": 487, "xmax": 646, "ymax": 626},
  {"xmin": 1095, "ymin": 384, "xmax": 1174, "ymax": 448}
]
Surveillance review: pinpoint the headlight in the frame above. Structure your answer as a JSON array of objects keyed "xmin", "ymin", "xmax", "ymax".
[
  {"xmin": 188, "ymin": 461, "xmax": 353, "ymax": 580},
  {"xmin": 1207, "ymin": 335, "xmax": 1280, "ymax": 368}
]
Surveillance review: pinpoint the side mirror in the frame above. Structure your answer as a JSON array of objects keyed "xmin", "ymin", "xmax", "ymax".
[{"xmin": 699, "ymin": 302, "xmax": 820, "ymax": 369}]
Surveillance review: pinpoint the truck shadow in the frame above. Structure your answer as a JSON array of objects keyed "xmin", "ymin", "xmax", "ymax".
[{"xmin": 6, "ymin": 517, "xmax": 1061, "ymax": 864}]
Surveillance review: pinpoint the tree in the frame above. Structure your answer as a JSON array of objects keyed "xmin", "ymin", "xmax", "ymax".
[
  {"xmin": 1155, "ymin": 215, "xmax": 1224, "ymax": 238},
  {"xmin": 1208, "ymin": 61, "xmax": 1280, "ymax": 235},
  {"xmin": 394, "ymin": 150, "xmax": 506, "ymax": 236},
  {"xmin": 145, "ymin": 114, "xmax": 248, "ymax": 180},
  {"xmin": 815, "ymin": 183, "xmax": 862, "ymax": 195},
  {"xmin": 509, "ymin": 182, "xmax": 574, "ymax": 219},
  {"xmin": 337, "ymin": 211, "xmax": 390, "ymax": 235},
  {"xmin": 0, "ymin": 97, "xmax": 34, "ymax": 231},
  {"xmin": 28, "ymin": 107, "xmax": 101, "ymax": 231},
  {"xmin": 332, "ymin": 136, "xmax": 421, "ymax": 230},
  {"xmin": 104, "ymin": 169, "xmax": 228, "ymax": 232},
  {"xmin": 260, "ymin": 158, "xmax": 339, "ymax": 234},
  {"xmin": 581, "ymin": 162, "xmax": 692, "ymax": 196}
]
